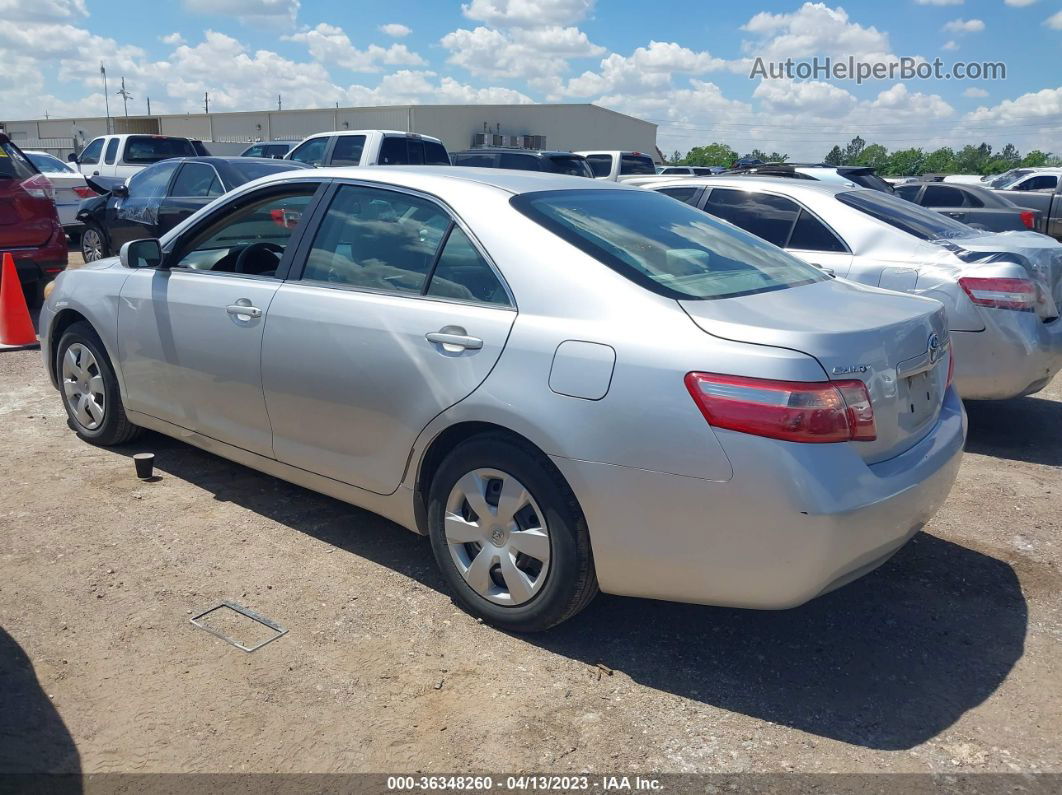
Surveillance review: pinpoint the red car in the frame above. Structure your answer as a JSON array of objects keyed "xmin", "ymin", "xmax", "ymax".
[{"xmin": 0, "ymin": 133, "xmax": 68, "ymax": 307}]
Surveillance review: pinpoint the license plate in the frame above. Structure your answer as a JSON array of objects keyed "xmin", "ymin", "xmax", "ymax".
[{"xmin": 904, "ymin": 368, "xmax": 939, "ymax": 424}]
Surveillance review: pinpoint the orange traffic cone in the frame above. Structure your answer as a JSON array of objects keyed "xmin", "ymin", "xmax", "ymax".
[{"xmin": 0, "ymin": 252, "xmax": 37, "ymax": 348}]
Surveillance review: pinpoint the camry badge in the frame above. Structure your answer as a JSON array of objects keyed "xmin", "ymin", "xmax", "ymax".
[{"xmin": 832, "ymin": 364, "xmax": 870, "ymax": 375}]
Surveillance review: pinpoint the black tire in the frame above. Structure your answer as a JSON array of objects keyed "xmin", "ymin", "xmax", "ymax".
[
  {"xmin": 21, "ymin": 279, "xmax": 42, "ymax": 310},
  {"xmin": 427, "ymin": 433, "xmax": 598, "ymax": 632},
  {"xmin": 55, "ymin": 321, "xmax": 142, "ymax": 446},
  {"xmin": 80, "ymin": 223, "xmax": 108, "ymax": 262}
]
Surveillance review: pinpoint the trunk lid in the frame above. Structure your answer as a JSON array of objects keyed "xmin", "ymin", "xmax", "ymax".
[{"xmin": 680, "ymin": 278, "xmax": 950, "ymax": 464}]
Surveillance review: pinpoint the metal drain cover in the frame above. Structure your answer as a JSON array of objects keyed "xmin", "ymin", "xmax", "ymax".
[{"xmin": 190, "ymin": 600, "xmax": 288, "ymax": 652}]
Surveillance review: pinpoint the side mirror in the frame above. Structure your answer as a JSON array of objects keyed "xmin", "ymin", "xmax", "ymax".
[
  {"xmin": 112, "ymin": 183, "xmax": 129, "ymax": 197},
  {"xmin": 120, "ymin": 239, "xmax": 164, "ymax": 269},
  {"xmin": 67, "ymin": 153, "xmax": 78, "ymax": 163}
]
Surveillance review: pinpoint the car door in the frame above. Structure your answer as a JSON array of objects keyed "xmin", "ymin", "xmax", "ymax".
[
  {"xmin": 698, "ymin": 187, "xmax": 853, "ymax": 276},
  {"xmin": 261, "ymin": 181, "xmax": 516, "ymax": 495},
  {"xmin": 157, "ymin": 161, "xmax": 224, "ymax": 233},
  {"xmin": 117, "ymin": 183, "xmax": 323, "ymax": 457},
  {"xmin": 107, "ymin": 160, "xmax": 181, "ymax": 250},
  {"xmin": 76, "ymin": 137, "xmax": 105, "ymax": 178}
]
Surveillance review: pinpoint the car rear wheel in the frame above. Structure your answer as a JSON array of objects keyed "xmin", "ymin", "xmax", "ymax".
[
  {"xmin": 427, "ymin": 433, "xmax": 598, "ymax": 631},
  {"xmin": 80, "ymin": 224, "xmax": 107, "ymax": 262},
  {"xmin": 56, "ymin": 321, "xmax": 141, "ymax": 446}
]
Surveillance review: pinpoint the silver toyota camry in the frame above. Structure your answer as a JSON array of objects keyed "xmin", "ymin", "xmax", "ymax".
[
  {"xmin": 643, "ymin": 176, "xmax": 1062, "ymax": 400},
  {"xmin": 40, "ymin": 167, "xmax": 966, "ymax": 631}
]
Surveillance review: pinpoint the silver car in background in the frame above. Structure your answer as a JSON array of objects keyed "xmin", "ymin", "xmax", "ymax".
[
  {"xmin": 647, "ymin": 176, "xmax": 1062, "ymax": 400},
  {"xmin": 40, "ymin": 168, "xmax": 964, "ymax": 631}
]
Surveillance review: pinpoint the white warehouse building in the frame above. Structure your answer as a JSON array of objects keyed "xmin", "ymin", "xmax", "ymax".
[{"xmin": 0, "ymin": 103, "xmax": 660, "ymax": 161}]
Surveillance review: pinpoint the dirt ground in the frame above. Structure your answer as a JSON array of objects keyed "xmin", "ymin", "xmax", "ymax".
[{"xmin": 1, "ymin": 279, "xmax": 1060, "ymax": 774}]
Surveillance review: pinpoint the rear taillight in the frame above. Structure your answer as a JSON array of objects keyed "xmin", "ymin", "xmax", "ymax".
[
  {"xmin": 21, "ymin": 173, "xmax": 55, "ymax": 201},
  {"xmin": 73, "ymin": 186, "xmax": 96, "ymax": 199},
  {"xmin": 958, "ymin": 276, "xmax": 1036, "ymax": 311},
  {"xmin": 684, "ymin": 372, "xmax": 877, "ymax": 444},
  {"xmin": 1019, "ymin": 210, "xmax": 1036, "ymax": 230}
]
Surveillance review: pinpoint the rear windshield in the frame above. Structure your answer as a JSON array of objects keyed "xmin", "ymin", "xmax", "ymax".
[
  {"xmin": 230, "ymin": 159, "xmax": 308, "ymax": 183},
  {"xmin": 123, "ymin": 136, "xmax": 196, "ymax": 164},
  {"xmin": 837, "ymin": 190, "xmax": 975, "ymax": 240},
  {"xmin": 843, "ymin": 170, "xmax": 894, "ymax": 193},
  {"xmin": 546, "ymin": 156, "xmax": 594, "ymax": 178},
  {"xmin": 585, "ymin": 155, "xmax": 612, "ymax": 177},
  {"xmin": 0, "ymin": 141, "xmax": 37, "ymax": 179},
  {"xmin": 26, "ymin": 152, "xmax": 75, "ymax": 173},
  {"xmin": 619, "ymin": 154, "xmax": 656, "ymax": 175},
  {"xmin": 512, "ymin": 189, "xmax": 828, "ymax": 300},
  {"xmin": 379, "ymin": 137, "xmax": 450, "ymax": 166}
]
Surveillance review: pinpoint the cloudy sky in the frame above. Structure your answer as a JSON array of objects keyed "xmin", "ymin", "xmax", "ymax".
[{"xmin": 2, "ymin": 0, "xmax": 1060, "ymax": 159}]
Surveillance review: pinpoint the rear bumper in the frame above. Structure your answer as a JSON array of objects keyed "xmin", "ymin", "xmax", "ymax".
[
  {"xmin": 553, "ymin": 387, "xmax": 965, "ymax": 608},
  {"xmin": 952, "ymin": 313, "xmax": 1062, "ymax": 400}
]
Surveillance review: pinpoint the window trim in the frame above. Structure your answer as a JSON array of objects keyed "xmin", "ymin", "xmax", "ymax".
[
  {"xmin": 286, "ymin": 178, "xmax": 517, "ymax": 310},
  {"xmin": 168, "ymin": 162, "xmax": 225, "ymax": 199},
  {"xmin": 698, "ymin": 186, "xmax": 851, "ymax": 254}
]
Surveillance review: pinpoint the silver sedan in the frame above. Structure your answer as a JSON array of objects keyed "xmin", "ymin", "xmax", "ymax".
[
  {"xmin": 39, "ymin": 167, "xmax": 965, "ymax": 631},
  {"xmin": 644, "ymin": 176, "xmax": 1062, "ymax": 400}
]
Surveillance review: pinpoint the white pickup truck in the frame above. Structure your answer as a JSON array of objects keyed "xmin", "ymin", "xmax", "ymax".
[
  {"xmin": 71, "ymin": 134, "xmax": 207, "ymax": 184},
  {"xmin": 284, "ymin": 130, "xmax": 450, "ymax": 168},
  {"xmin": 574, "ymin": 150, "xmax": 659, "ymax": 181}
]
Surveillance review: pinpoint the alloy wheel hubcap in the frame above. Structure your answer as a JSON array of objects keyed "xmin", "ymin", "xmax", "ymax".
[
  {"xmin": 83, "ymin": 230, "xmax": 102, "ymax": 261},
  {"xmin": 444, "ymin": 468, "xmax": 551, "ymax": 606},
  {"xmin": 61, "ymin": 343, "xmax": 106, "ymax": 430}
]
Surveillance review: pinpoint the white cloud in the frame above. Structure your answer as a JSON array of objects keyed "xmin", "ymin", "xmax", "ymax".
[
  {"xmin": 753, "ymin": 79, "xmax": 855, "ymax": 116},
  {"xmin": 181, "ymin": 0, "xmax": 299, "ymax": 27},
  {"xmin": 915, "ymin": 0, "xmax": 963, "ymax": 5},
  {"xmin": 1046, "ymin": 10, "xmax": 1062, "ymax": 29},
  {"xmin": 1004, "ymin": 0, "xmax": 1037, "ymax": 7},
  {"xmin": 557, "ymin": 40, "xmax": 726, "ymax": 99},
  {"xmin": 344, "ymin": 70, "xmax": 533, "ymax": 106},
  {"xmin": 942, "ymin": 18, "xmax": 985, "ymax": 34},
  {"xmin": 161, "ymin": 32, "xmax": 186, "ymax": 45},
  {"xmin": 461, "ymin": 0, "xmax": 594, "ymax": 27},
  {"xmin": 378, "ymin": 23, "xmax": 411, "ymax": 37},
  {"xmin": 942, "ymin": 40, "xmax": 959, "ymax": 50},
  {"xmin": 0, "ymin": 0, "xmax": 86, "ymax": 20},
  {"xmin": 442, "ymin": 25, "xmax": 603, "ymax": 81},
  {"xmin": 286, "ymin": 23, "xmax": 425, "ymax": 72},
  {"xmin": 964, "ymin": 86, "xmax": 1062, "ymax": 123},
  {"xmin": 740, "ymin": 3, "xmax": 893, "ymax": 61},
  {"xmin": 963, "ymin": 87, "xmax": 988, "ymax": 98}
]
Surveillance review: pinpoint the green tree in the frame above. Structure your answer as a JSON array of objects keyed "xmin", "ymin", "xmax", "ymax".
[
  {"xmin": 684, "ymin": 142, "xmax": 738, "ymax": 167},
  {"xmin": 885, "ymin": 148, "xmax": 925, "ymax": 176},
  {"xmin": 670, "ymin": 149, "xmax": 683, "ymax": 165},
  {"xmin": 854, "ymin": 143, "xmax": 889, "ymax": 172},
  {"xmin": 842, "ymin": 136, "xmax": 866, "ymax": 164},
  {"xmin": 1021, "ymin": 150, "xmax": 1051, "ymax": 168},
  {"xmin": 955, "ymin": 143, "xmax": 992, "ymax": 173},
  {"xmin": 921, "ymin": 147, "xmax": 957, "ymax": 174},
  {"xmin": 823, "ymin": 145, "xmax": 844, "ymax": 166},
  {"xmin": 742, "ymin": 148, "xmax": 789, "ymax": 163}
]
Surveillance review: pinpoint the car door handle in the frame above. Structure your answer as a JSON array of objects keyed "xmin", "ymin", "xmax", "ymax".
[
  {"xmin": 425, "ymin": 330, "xmax": 483, "ymax": 350},
  {"xmin": 227, "ymin": 304, "xmax": 262, "ymax": 318}
]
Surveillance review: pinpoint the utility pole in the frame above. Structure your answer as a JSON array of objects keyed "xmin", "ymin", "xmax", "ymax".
[
  {"xmin": 100, "ymin": 63, "xmax": 111, "ymax": 133},
  {"xmin": 277, "ymin": 94, "xmax": 282, "ymax": 111},
  {"xmin": 204, "ymin": 92, "xmax": 209, "ymax": 114},
  {"xmin": 116, "ymin": 77, "xmax": 133, "ymax": 117},
  {"xmin": 146, "ymin": 97, "xmax": 151, "ymax": 115}
]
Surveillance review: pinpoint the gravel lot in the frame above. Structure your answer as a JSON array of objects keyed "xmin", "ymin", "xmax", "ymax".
[{"xmin": 1, "ymin": 280, "xmax": 1059, "ymax": 775}]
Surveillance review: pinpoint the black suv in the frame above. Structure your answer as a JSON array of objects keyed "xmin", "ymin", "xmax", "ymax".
[{"xmin": 450, "ymin": 149, "xmax": 594, "ymax": 178}]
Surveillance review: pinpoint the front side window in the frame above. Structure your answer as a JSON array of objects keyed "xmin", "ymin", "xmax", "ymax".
[
  {"xmin": 331, "ymin": 135, "xmax": 366, "ymax": 167},
  {"xmin": 301, "ymin": 185, "xmax": 450, "ymax": 294},
  {"xmin": 289, "ymin": 137, "xmax": 329, "ymax": 166},
  {"xmin": 104, "ymin": 138, "xmax": 119, "ymax": 165},
  {"xmin": 585, "ymin": 154, "xmax": 612, "ymax": 177},
  {"xmin": 173, "ymin": 189, "xmax": 316, "ymax": 274},
  {"xmin": 170, "ymin": 163, "xmax": 223, "ymax": 198},
  {"xmin": 837, "ymin": 189, "xmax": 974, "ymax": 240},
  {"xmin": 78, "ymin": 138, "xmax": 104, "ymax": 165},
  {"xmin": 512, "ymin": 189, "xmax": 828, "ymax": 300},
  {"xmin": 1015, "ymin": 175, "xmax": 1058, "ymax": 192},
  {"xmin": 122, "ymin": 136, "xmax": 196, "ymax": 164}
]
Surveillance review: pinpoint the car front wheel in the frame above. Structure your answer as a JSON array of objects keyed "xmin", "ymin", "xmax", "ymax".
[
  {"xmin": 80, "ymin": 224, "xmax": 108, "ymax": 262},
  {"xmin": 427, "ymin": 433, "xmax": 597, "ymax": 631}
]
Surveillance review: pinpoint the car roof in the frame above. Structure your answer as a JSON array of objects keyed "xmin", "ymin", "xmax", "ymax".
[
  {"xmin": 649, "ymin": 174, "xmax": 862, "ymax": 199},
  {"xmin": 243, "ymin": 165, "xmax": 645, "ymax": 195},
  {"xmin": 452, "ymin": 149, "xmax": 584, "ymax": 157},
  {"xmin": 300, "ymin": 129, "xmax": 445, "ymax": 143}
]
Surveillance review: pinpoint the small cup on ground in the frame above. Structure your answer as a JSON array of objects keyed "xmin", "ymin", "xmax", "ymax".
[{"xmin": 133, "ymin": 453, "xmax": 155, "ymax": 480}]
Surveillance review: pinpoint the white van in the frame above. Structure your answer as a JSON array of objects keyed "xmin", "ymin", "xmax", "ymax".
[
  {"xmin": 285, "ymin": 130, "xmax": 450, "ymax": 168},
  {"xmin": 73, "ymin": 134, "xmax": 206, "ymax": 180}
]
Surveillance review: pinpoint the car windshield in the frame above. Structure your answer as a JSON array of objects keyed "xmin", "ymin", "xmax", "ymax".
[
  {"xmin": 837, "ymin": 189, "xmax": 976, "ymax": 240},
  {"xmin": 124, "ymin": 136, "xmax": 196, "ymax": 164},
  {"xmin": 0, "ymin": 141, "xmax": 37, "ymax": 179},
  {"xmin": 26, "ymin": 152, "xmax": 75, "ymax": 173},
  {"xmin": 512, "ymin": 189, "xmax": 828, "ymax": 300}
]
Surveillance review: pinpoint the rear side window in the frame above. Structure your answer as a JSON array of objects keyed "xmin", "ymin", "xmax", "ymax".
[
  {"xmin": 787, "ymin": 210, "xmax": 846, "ymax": 252},
  {"xmin": 171, "ymin": 163, "xmax": 223, "ymax": 198},
  {"xmin": 895, "ymin": 184, "xmax": 921, "ymax": 202},
  {"xmin": 331, "ymin": 135, "xmax": 366, "ymax": 166},
  {"xmin": 512, "ymin": 189, "xmax": 827, "ymax": 301},
  {"xmin": 427, "ymin": 226, "xmax": 509, "ymax": 305},
  {"xmin": 104, "ymin": 138, "xmax": 119, "ymax": 165},
  {"xmin": 123, "ymin": 136, "xmax": 196, "ymax": 164},
  {"xmin": 78, "ymin": 138, "xmax": 104, "ymax": 165},
  {"xmin": 379, "ymin": 137, "xmax": 411, "ymax": 165},
  {"xmin": 585, "ymin": 154, "xmax": 612, "ymax": 177},
  {"xmin": 921, "ymin": 185, "xmax": 967, "ymax": 207},
  {"xmin": 499, "ymin": 152, "xmax": 539, "ymax": 171},
  {"xmin": 0, "ymin": 141, "xmax": 36, "ymax": 179},
  {"xmin": 423, "ymin": 140, "xmax": 451, "ymax": 165},
  {"xmin": 546, "ymin": 156, "xmax": 593, "ymax": 178},
  {"xmin": 619, "ymin": 155, "xmax": 656, "ymax": 175},
  {"xmin": 656, "ymin": 186, "xmax": 701, "ymax": 205},
  {"xmin": 452, "ymin": 153, "xmax": 496, "ymax": 167},
  {"xmin": 837, "ymin": 190, "xmax": 974, "ymax": 240},
  {"xmin": 703, "ymin": 189, "xmax": 800, "ymax": 247},
  {"xmin": 289, "ymin": 137, "xmax": 329, "ymax": 166}
]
